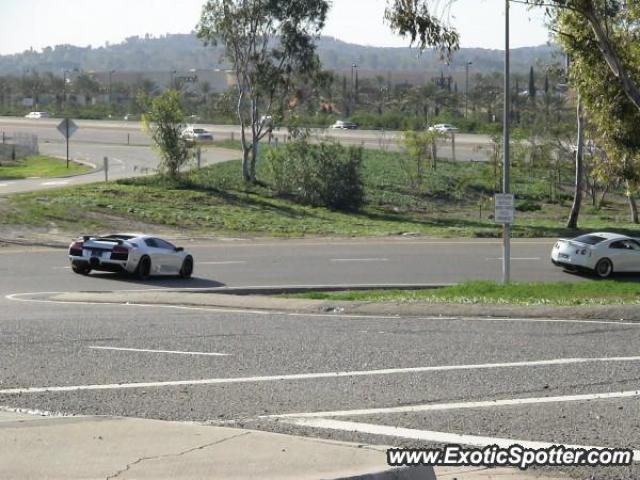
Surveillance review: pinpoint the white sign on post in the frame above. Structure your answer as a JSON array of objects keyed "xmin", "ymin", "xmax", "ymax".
[{"xmin": 494, "ymin": 194, "xmax": 515, "ymax": 224}]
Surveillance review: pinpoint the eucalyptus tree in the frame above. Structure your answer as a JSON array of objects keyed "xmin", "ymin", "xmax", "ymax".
[{"xmin": 197, "ymin": 0, "xmax": 329, "ymax": 183}]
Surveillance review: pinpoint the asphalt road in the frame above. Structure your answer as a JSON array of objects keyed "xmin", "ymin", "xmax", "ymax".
[
  {"xmin": 1, "ymin": 239, "xmax": 639, "ymax": 479},
  {"xmin": 0, "ymin": 116, "xmax": 490, "ymax": 162}
]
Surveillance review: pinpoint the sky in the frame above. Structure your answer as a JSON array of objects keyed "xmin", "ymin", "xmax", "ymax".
[{"xmin": 0, "ymin": 0, "xmax": 550, "ymax": 56}]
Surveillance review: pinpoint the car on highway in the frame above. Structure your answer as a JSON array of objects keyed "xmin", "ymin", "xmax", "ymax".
[
  {"xmin": 24, "ymin": 111, "xmax": 50, "ymax": 119},
  {"xmin": 551, "ymin": 232, "xmax": 640, "ymax": 278},
  {"xmin": 428, "ymin": 123, "xmax": 459, "ymax": 133},
  {"xmin": 68, "ymin": 234, "xmax": 194, "ymax": 279},
  {"xmin": 181, "ymin": 126, "xmax": 214, "ymax": 144},
  {"xmin": 330, "ymin": 120, "xmax": 359, "ymax": 130}
]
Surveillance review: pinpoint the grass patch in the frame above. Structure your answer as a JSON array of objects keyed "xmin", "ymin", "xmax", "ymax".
[
  {"xmin": 288, "ymin": 281, "xmax": 640, "ymax": 306},
  {"xmin": 0, "ymin": 156, "xmax": 90, "ymax": 180},
  {"xmin": 2, "ymin": 147, "xmax": 640, "ymax": 238}
]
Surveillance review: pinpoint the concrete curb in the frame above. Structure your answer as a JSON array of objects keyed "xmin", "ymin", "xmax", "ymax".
[{"xmin": 46, "ymin": 289, "xmax": 640, "ymax": 322}]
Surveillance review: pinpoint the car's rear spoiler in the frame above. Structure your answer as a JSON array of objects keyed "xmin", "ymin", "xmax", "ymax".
[{"xmin": 81, "ymin": 235, "xmax": 124, "ymax": 245}]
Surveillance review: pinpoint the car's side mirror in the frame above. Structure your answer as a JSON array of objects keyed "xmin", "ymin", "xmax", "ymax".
[{"xmin": 175, "ymin": 247, "xmax": 184, "ymax": 252}]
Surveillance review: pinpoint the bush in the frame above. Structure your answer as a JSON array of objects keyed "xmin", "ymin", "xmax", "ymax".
[
  {"xmin": 516, "ymin": 200, "xmax": 542, "ymax": 212},
  {"xmin": 265, "ymin": 140, "xmax": 364, "ymax": 211}
]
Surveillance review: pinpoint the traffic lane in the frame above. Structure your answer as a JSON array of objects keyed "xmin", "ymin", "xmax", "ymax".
[
  {"xmin": 1, "ymin": 123, "xmax": 150, "ymax": 146},
  {"xmin": 2, "ymin": 364, "xmax": 640, "ymax": 420},
  {"xmin": 0, "ymin": 239, "xmax": 574, "ymax": 295},
  {"xmin": 1, "ymin": 303, "xmax": 639, "ymax": 390},
  {"xmin": 0, "ymin": 117, "xmax": 494, "ymax": 145}
]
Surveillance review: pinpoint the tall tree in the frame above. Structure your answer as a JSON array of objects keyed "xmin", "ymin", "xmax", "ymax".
[
  {"xmin": 556, "ymin": 1, "xmax": 640, "ymax": 224},
  {"xmin": 197, "ymin": 0, "xmax": 329, "ymax": 183},
  {"xmin": 528, "ymin": 66, "xmax": 536, "ymax": 99},
  {"xmin": 142, "ymin": 90, "xmax": 192, "ymax": 179}
]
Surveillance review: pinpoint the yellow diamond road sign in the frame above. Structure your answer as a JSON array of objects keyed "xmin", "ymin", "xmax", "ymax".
[{"xmin": 57, "ymin": 118, "xmax": 78, "ymax": 139}]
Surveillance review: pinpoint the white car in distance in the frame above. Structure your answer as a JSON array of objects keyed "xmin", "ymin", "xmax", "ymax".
[
  {"xmin": 181, "ymin": 126, "xmax": 214, "ymax": 144},
  {"xmin": 25, "ymin": 111, "xmax": 50, "ymax": 119},
  {"xmin": 68, "ymin": 234, "xmax": 194, "ymax": 279},
  {"xmin": 551, "ymin": 232, "xmax": 640, "ymax": 278},
  {"xmin": 428, "ymin": 123, "xmax": 459, "ymax": 133}
]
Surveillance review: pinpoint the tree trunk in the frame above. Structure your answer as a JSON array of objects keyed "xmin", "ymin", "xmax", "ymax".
[
  {"xmin": 626, "ymin": 181, "xmax": 639, "ymax": 224},
  {"xmin": 567, "ymin": 96, "xmax": 584, "ymax": 229}
]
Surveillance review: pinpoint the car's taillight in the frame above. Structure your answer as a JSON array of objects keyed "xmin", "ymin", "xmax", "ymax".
[
  {"xmin": 69, "ymin": 241, "xmax": 83, "ymax": 256},
  {"xmin": 111, "ymin": 245, "xmax": 130, "ymax": 260}
]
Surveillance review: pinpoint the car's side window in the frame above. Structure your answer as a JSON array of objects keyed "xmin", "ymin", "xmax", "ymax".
[
  {"xmin": 609, "ymin": 241, "xmax": 625, "ymax": 249},
  {"xmin": 144, "ymin": 238, "xmax": 158, "ymax": 248},
  {"xmin": 153, "ymin": 239, "xmax": 175, "ymax": 250}
]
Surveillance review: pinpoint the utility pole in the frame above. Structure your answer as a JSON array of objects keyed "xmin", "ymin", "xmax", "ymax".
[
  {"xmin": 351, "ymin": 63, "xmax": 357, "ymax": 116},
  {"xmin": 108, "ymin": 70, "xmax": 115, "ymax": 108},
  {"xmin": 503, "ymin": 0, "xmax": 511, "ymax": 284},
  {"xmin": 465, "ymin": 62, "xmax": 472, "ymax": 119}
]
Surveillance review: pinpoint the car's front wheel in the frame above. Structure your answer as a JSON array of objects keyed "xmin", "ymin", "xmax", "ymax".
[
  {"xmin": 595, "ymin": 258, "xmax": 613, "ymax": 279},
  {"xmin": 71, "ymin": 264, "xmax": 91, "ymax": 275},
  {"xmin": 136, "ymin": 256, "xmax": 151, "ymax": 280},
  {"xmin": 179, "ymin": 256, "xmax": 193, "ymax": 279}
]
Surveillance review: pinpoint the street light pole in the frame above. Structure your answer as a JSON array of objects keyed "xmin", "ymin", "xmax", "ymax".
[
  {"xmin": 465, "ymin": 61, "xmax": 472, "ymax": 119},
  {"xmin": 503, "ymin": 0, "xmax": 511, "ymax": 284},
  {"xmin": 108, "ymin": 70, "xmax": 115, "ymax": 108},
  {"xmin": 351, "ymin": 63, "xmax": 357, "ymax": 116}
]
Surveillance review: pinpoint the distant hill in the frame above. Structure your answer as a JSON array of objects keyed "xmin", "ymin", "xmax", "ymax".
[{"xmin": 0, "ymin": 33, "xmax": 562, "ymax": 77}]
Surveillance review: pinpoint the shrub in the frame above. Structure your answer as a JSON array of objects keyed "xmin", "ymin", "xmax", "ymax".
[{"xmin": 265, "ymin": 140, "xmax": 364, "ymax": 211}]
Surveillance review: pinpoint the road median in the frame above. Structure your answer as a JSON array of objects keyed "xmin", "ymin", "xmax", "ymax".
[{"xmin": 47, "ymin": 288, "xmax": 640, "ymax": 322}]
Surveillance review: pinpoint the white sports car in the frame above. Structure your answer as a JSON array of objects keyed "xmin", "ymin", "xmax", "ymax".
[
  {"xmin": 551, "ymin": 232, "xmax": 640, "ymax": 278},
  {"xmin": 68, "ymin": 234, "xmax": 194, "ymax": 279}
]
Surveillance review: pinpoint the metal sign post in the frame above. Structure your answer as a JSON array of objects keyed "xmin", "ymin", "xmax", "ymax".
[
  {"xmin": 104, "ymin": 156, "xmax": 109, "ymax": 182},
  {"xmin": 503, "ymin": 0, "xmax": 511, "ymax": 284},
  {"xmin": 56, "ymin": 118, "xmax": 78, "ymax": 168}
]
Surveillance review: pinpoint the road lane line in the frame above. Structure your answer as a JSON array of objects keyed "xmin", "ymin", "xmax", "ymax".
[
  {"xmin": 267, "ymin": 389, "xmax": 640, "ymax": 419},
  {"xmin": 2, "ymin": 356, "xmax": 640, "ymax": 395},
  {"xmin": 485, "ymin": 257, "xmax": 541, "ymax": 261},
  {"xmin": 88, "ymin": 346, "xmax": 230, "ymax": 356},
  {"xmin": 199, "ymin": 261, "xmax": 247, "ymax": 265},
  {"xmin": 283, "ymin": 419, "xmax": 640, "ymax": 463},
  {"xmin": 331, "ymin": 258, "xmax": 389, "ymax": 262},
  {"xmin": 40, "ymin": 180, "xmax": 69, "ymax": 186}
]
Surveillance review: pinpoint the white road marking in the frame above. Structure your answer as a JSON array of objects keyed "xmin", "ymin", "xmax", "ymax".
[
  {"xmin": 284, "ymin": 419, "xmax": 640, "ymax": 463},
  {"xmin": 88, "ymin": 346, "xmax": 230, "ymax": 356},
  {"xmin": 331, "ymin": 258, "xmax": 389, "ymax": 263},
  {"xmin": 0, "ymin": 183, "xmax": 8, "ymax": 187},
  {"xmin": 2, "ymin": 356, "xmax": 640, "ymax": 395},
  {"xmin": 40, "ymin": 180, "xmax": 69, "ymax": 186},
  {"xmin": 52, "ymin": 266, "xmax": 71, "ymax": 270},
  {"xmin": 267, "ymin": 389, "xmax": 640, "ymax": 419},
  {"xmin": 485, "ymin": 257, "xmax": 541, "ymax": 261},
  {"xmin": 199, "ymin": 261, "xmax": 247, "ymax": 265}
]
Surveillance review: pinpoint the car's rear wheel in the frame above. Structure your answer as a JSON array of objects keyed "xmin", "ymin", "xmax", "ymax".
[
  {"xmin": 179, "ymin": 256, "xmax": 193, "ymax": 279},
  {"xmin": 136, "ymin": 256, "xmax": 151, "ymax": 280},
  {"xmin": 71, "ymin": 264, "xmax": 91, "ymax": 275},
  {"xmin": 595, "ymin": 258, "xmax": 613, "ymax": 279}
]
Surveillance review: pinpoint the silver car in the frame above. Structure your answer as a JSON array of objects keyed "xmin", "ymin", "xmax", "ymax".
[
  {"xmin": 551, "ymin": 232, "xmax": 640, "ymax": 278},
  {"xmin": 68, "ymin": 234, "xmax": 194, "ymax": 279}
]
